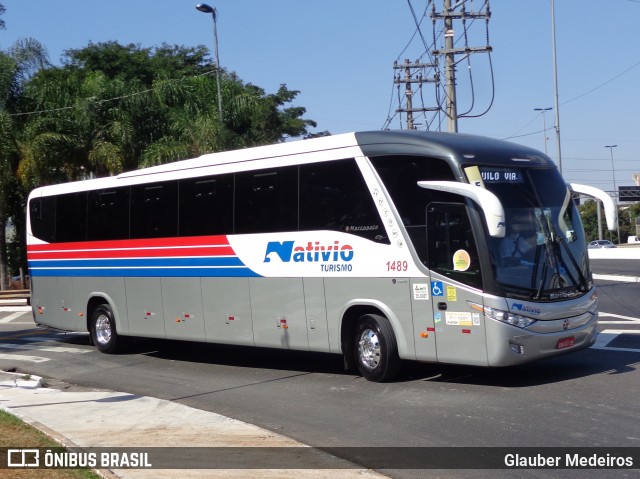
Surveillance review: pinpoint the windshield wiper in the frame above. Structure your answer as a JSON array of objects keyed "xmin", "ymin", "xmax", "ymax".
[
  {"xmin": 534, "ymin": 251, "xmax": 549, "ymax": 300},
  {"xmin": 556, "ymin": 234, "xmax": 589, "ymax": 291}
]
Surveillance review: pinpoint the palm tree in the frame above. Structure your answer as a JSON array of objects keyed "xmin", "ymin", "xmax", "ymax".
[{"xmin": 0, "ymin": 38, "xmax": 49, "ymax": 289}]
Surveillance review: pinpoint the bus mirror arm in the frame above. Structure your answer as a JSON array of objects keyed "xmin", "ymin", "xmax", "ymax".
[
  {"xmin": 569, "ymin": 183, "xmax": 617, "ymax": 231},
  {"xmin": 417, "ymin": 181, "xmax": 506, "ymax": 238}
]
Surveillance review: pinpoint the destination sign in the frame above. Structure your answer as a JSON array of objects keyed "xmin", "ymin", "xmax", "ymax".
[{"xmin": 479, "ymin": 168, "xmax": 523, "ymax": 183}]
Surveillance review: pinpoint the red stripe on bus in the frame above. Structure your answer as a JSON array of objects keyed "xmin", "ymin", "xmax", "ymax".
[
  {"xmin": 27, "ymin": 245, "xmax": 236, "ymax": 260},
  {"xmin": 27, "ymin": 235, "xmax": 230, "ymax": 252},
  {"xmin": 27, "ymin": 236, "xmax": 235, "ymax": 260}
]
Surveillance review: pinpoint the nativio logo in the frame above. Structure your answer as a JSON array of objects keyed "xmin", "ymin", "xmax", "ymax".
[
  {"xmin": 264, "ymin": 240, "xmax": 354, "ymax": 263},
  {"xmin": 511, "ymin": 303, "xmax": 541, "ymax": 315}
]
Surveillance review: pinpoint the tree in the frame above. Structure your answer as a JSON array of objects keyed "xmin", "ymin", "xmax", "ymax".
[
  {"xmin": 0, "ymin": 37, "xmax": 50, "ymax": 289},
  {"xmin": 17, "ymin": 42, "xmax": 318, "ymax": 172},
  {"xmin": 578, "ymin": 199, "xmax": 599, "ymax": 242},
  {"xmin": 578, "ymin": 199, "xmax": 640, "ymax": 243},
  {"xmin": 3, "ymin": 40, "xmax": 319, "ymax": 286}
]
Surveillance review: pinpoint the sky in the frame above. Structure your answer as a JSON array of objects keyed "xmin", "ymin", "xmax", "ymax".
[{"xmin": 1, "ymin": 0, "xmax": 639, "ymax": 195}]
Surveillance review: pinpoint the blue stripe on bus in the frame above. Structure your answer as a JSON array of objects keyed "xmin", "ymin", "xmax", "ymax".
[
  {"xmin": 29, "ymin": 267, "xmax": 261, "ymax": 278},
  {"xmin": 29, "ymin": 256, "xmax": 245, "ymax": 269}
]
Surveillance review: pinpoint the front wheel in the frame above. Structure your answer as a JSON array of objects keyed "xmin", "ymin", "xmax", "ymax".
[
  {"xmin": 353, "ymin": 314, "xmax": 400, "ymax": 382},
  {"xmin": 90, "ymin": 304, "xmax": 125, "ymax": 354}
]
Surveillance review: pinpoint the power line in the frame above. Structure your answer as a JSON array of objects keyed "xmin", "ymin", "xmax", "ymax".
[
  {"xmin": 8, "ymin": 69, "xmax": 219, "ymax": 118},
  {"xmin": 388, "ymin": 0, "xmax": 493, "ymax": 131},
  {"xmin": 506, "ymin": 59, "xmax": 640, "ymax": 140},
  {"xmin": 561, "ymin": 60, "xmax": 640, "ymax": 106}
]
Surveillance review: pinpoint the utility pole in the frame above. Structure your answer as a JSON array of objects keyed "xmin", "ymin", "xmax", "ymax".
[
  {"xmin": 551, "ymin": 0, "xmax": 562, "ymax": 174},
  {"xmin": 443, "ymin": 0, "xmax": 457, "ymax": 133},
  {"xmin": 431, "ymin": 0, "xmax": 492, "ymax": 133},
  {"xmin": 394, "ymin": 59, "xmax": 438, "ymax": 129}
]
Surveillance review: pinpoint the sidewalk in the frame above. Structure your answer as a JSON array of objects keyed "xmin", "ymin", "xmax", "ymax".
[{"xmin": 0, "ymin": 371, "xmax": 388, "ymax": 479}]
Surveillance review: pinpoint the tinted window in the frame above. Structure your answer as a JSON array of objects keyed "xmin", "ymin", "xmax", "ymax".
[
  {"xmin": 235, "ymin": 166, "xmax": 298, "ymax": 234},
  {"xmin": 179, "ymin": 174, "xmax": 234, "ymax": 236},
  {"xmin": 370, "ymin": 155, "xmax": 457, "ymax": 261},
  {"xmin": 87, "ymin": 188, "xmax": 130, "ymax": 241},
  {"xmin": 29, "ymin": 197, "xmax": 56, "ymax": 243},
  {"xmin": 300, "ymin": 159, "xmax": 387, "ymax": 243},
  {"xmin": 55, "ymin": 192, "xmax": 88, "ymax": 242},
  {"xmin": 131, "ymin": 182, "xmax": 178, "ymax": 239}
]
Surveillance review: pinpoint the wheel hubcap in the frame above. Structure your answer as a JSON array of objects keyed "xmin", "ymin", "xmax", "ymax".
[
  {"xmin": 358, "ymin": 328, "xmax": 381, "ymax": 369},
  {"xmin": 95, "ymin": 314, "xmax": 112, "ymax": 345}
]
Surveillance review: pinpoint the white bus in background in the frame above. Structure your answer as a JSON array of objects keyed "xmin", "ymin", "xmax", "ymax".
[{"xmin": 26, "ymin": 131, "xmax": 616, "ymax": 382}]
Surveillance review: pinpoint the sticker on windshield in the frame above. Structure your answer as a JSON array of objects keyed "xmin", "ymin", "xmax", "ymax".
[{"xmin": 453, "ymin": 249, "xmax": 471, "ymax": 272}]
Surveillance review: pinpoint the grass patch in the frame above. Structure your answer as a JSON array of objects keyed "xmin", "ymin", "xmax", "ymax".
[{"xmin": 0, "ymin": 409, "xmax": 102, "ymax": 478}]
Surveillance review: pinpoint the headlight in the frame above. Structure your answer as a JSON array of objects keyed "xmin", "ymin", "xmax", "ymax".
[{"xmin": 483, "ymin": 306, "xmax": 536, "ymax": 329}]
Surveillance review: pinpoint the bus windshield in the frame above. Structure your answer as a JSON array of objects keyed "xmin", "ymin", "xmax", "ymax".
[{"xmin": 472, "ymin": 166, "xmax": 592, "ymax": 300}]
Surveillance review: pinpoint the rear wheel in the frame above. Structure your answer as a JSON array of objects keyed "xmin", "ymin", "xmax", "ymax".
[
  {"xmin": 353, "ymin": 314, "xmax": 400, "ymax": 382},
  {"xmin": 90, "ymin": 304, "xmax": 125, "ymax": 354}
]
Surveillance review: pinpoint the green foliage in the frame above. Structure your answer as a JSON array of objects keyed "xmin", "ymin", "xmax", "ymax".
[
  {"xmin": 578, "ymin": 200, "xmax": 599, "ymax": 242},
  {"xmin": 1, "ymin": 37, "xmax": 50, "ymax": 285},
  {"xmin": 0, "ymin": 39, "xmax": 319, "ymax": 282},
  {"xmin": 63, "ymin": 41, "xmax": 211, "ymax": 84},
  {"xmin": 11, "ymin": 41, "xmax": 317, "ymax": 179},
  {"xmin": 578, "ymin": 199, "xmax": 640, "ymax": 243}
]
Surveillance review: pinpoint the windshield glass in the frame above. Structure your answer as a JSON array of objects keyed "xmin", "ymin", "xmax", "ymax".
[{"xmin": 467, "ymin": 166, "xmax": 592, "ymax": 300}]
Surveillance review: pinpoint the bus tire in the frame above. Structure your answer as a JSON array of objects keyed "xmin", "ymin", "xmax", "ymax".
[
  {"xmin": 353, "ymin": 314, "xmax": 400, "ymax": 382},
  {"xmin": 90, "ymin": 304, "xmax": 125, "ymax": 354}
]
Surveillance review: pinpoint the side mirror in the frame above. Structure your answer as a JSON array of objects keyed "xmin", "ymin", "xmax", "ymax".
[{"xmin": 418, "ymin": 181, "xmax": 506, "ymax": 238}]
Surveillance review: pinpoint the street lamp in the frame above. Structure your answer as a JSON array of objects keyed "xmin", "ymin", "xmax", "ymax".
[
  {"xmin": 605, "ymin": 144, "xmax": 620, "ymax": 243},
  {"xmin": 551, "ymin": 0, "xmax": 562, "ymax": 174},
  {"xmin": 534, "ymin": 107, "xmax": 552, "ymax": 155},
  {"xmin": 196, "ymin": 3, "xmax": 223, "ymax": 121}
]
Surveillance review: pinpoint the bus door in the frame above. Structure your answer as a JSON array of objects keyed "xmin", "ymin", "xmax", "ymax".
[{"xmin": 426, "ymin": 203, "xmax": 489, "ymax": 366}]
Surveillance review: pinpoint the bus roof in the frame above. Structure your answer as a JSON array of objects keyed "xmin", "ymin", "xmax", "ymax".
[
  {"xmin": 29, "ymin": 130, "xmax": 554, "ymax": 198},
  {"xmin": 354, "ymin": 130, "xmax": 553, "ymax": 168}
]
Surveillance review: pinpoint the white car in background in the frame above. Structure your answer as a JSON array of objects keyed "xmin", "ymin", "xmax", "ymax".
[{"xmin": 588, "ymin": 240, "xmax": 616, "ymax": 249}]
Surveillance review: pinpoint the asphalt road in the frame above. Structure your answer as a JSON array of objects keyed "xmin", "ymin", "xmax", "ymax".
[{"xmin": 1, "ymin": 259, "xmax": 639, "ymax": 479}]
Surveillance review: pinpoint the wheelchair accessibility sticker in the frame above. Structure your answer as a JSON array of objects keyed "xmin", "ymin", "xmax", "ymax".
[{"xmin": 431, "ymin": 281, "xmax": 444, "ymax": 297}]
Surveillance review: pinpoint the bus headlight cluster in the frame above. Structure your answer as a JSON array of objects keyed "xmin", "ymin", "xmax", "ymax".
[{"xmin": 483, "ymin": 306, "xmax": 536, "ymax": 329}]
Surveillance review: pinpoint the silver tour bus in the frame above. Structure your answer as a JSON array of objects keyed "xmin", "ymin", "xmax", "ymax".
[{"xmin": 26, "ymin": 131, "xmax": 616, "ymax": 381}]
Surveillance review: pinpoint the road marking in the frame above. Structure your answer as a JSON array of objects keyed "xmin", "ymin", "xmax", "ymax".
[
  {"xmin": 0, "ymin": 332, "xmax": 91, "ymax": 363},
  {"xmin": 599, "ymin": 312, "xmax": 640, "ymax": 323},
  {"xmin": 0, "ymin": 307, "xmax": 31, "ymax": 314},
  {"xmin": 0, "ymin": 312, "xmax": 29, "ymax": 324},
  {"xmin": 599, "ymin": 321, "xmax": 640, "ymax": 325},
  {"xmin": 593, "ymin": 274, "xmax": 640, "ymax": 283},
  {"xmin": 0, "ymin": 343, "xmax": 91, "ymax": 354},
  {"xmin": 0, "ymin": 352, "xmax": 49, "ymax": 363},
  {"xmin": 592, "ymin": 329, "xmax": 640, "ymax": 353}
]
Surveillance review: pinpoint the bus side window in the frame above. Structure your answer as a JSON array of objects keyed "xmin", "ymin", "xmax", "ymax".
[
  {"xmin": 179, "ymin": 174, "xmax": 233, "ymax": 236},
  {"xmin": 299, "ymin": 159, "xmax": 388, "ymax": 243},
  {"xmin": 87, "ymin": 188, "xmax": 130, "ymax": 241},
  {"xmin": 55, "ymin": 192, "xmax": 88, "ymax": 243},
  {"xmin": 235, "ymin": 166, "xmax": 298, "ymax": 234},
  {"xmin": 130, "ymin": 182, "xmax": 178, "ymax": 239},
  {"xmin": 29, "ymin": 197, "xmax": 56, "ymax": 243},
  {"xmin": 369, "ymin": 155, "xmax": 457, "ymax": 263}
]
